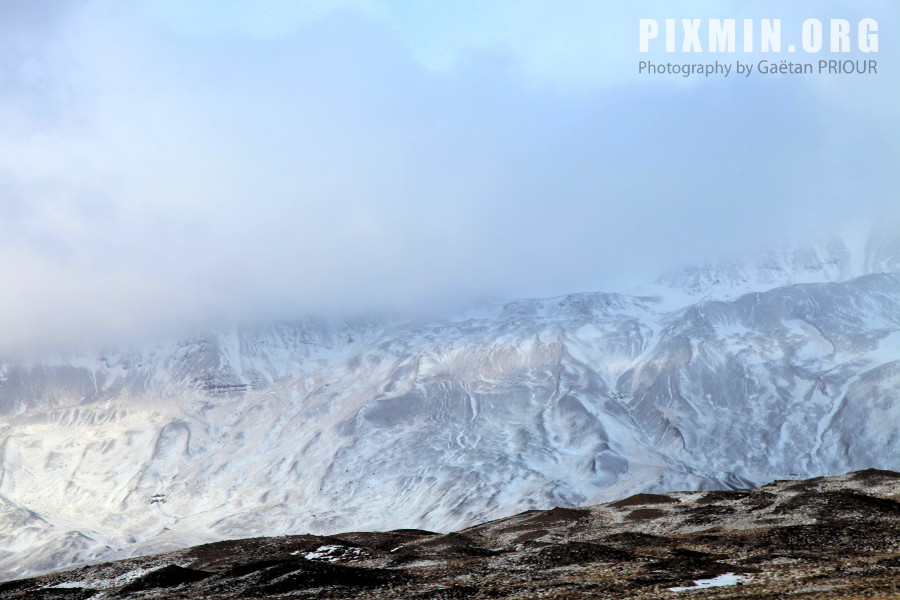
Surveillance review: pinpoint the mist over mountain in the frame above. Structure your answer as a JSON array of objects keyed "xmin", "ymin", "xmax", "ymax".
[
  {"xmin": 1, "ymin": 1, "xmax": 899, "ymax": 354},
  {"xmin": 1, "ymin": 225, "xmax": 900, "ymax": 581}
]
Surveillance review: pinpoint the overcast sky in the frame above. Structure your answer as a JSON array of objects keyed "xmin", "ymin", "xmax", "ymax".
[{"xmin": 0, "ymin": 0, "xmax": 898, "ymax": 352}]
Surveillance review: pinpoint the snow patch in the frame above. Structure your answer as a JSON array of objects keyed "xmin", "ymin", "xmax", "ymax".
[
  {"xmin": 669, "ymin": 572, "xmax": 753, "ymax": 592},
  {"xmin": 43, "ymin": 566, "xmax": 154, "ymax": 591},
  {"xmin": 303, "ymin": 545, "xmax": 364, "ymax": 561}
]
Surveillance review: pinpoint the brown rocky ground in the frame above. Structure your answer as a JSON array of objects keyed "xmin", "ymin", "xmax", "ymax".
[{"xmin": 2, "ymin": 469, "xmax": 899, "ymax": 599}]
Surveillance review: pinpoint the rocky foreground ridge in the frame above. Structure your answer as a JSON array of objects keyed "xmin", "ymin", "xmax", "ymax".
[{"xmin": 2, "ymin": 469, "xmax": 899, "ymax": 599}]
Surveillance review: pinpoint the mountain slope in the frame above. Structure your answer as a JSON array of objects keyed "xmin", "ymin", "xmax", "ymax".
[{"xmin": 1, "ymin": 274, "xmax": 900, "ymax": 580}]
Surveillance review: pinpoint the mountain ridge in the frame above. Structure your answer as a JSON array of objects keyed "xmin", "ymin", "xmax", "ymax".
[{"xmin": 1, "ymin": 264, "xmax": 900, "ymax": 580}]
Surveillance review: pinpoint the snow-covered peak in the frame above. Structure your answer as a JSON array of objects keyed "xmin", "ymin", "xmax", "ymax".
[{"xmin": 651, "ymin": 222, "xmax": 900, "ymax": 301}]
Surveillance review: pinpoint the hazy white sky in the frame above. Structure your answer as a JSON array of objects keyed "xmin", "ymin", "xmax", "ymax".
[{"xmin": 0, "ymin": 0, "xmax": 897, "ymax": 351}]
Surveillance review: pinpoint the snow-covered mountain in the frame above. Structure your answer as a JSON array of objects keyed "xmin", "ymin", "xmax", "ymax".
[
  {"xmin": 2, "ymin": 228, "xmax": 900, "ymax": 581},
  {"xmin": 652, "ymin": 221, "xmax": 900, "ymax": 300}
]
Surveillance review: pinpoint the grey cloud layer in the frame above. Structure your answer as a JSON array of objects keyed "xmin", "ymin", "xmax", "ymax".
[{"xmin": 0, "ymin": 1, "xmax": 897, "ymax": 351}]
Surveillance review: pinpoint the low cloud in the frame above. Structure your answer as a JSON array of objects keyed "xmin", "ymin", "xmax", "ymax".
[{"xmin": 0, "ymin": 1, "xmax": 897, "ymax": 352}]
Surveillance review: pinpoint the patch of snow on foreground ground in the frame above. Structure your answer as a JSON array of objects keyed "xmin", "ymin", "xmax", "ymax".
[
  {"xmin": 42, "ymin": 567, "xmax": 153, "ymax": 591},
  {"xmin": 669, "ymin": 572, "xmax": 754, "ymax": 592}
]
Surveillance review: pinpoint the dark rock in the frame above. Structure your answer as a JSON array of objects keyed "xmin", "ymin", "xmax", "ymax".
[
  {"xmin": 775, "ymin": 490, "xmax": 900, "ymax": 520},
  {"xmin": 850, "ymin": 468, "xmax": 900, "ymax": 483},
  {"xmin": 603, "ymin": 532, "xmax": 673, "ymax": 547},
  {"xmin": 609, "ymin": 493, "xmax": 680, "ymax": 508},
  {"xmin": 520, "ymin": 507, "xmax": 591, "ymax": 526},
  {"xmin": 625, "ymin": 508, "xmax": 668, "ymax": 521},
  {"xmin": 117, "ymin": 565, "xmax": 212, "ymax": 593},
  {"xmin": 412, "ymin": 584, "xmax": 483, "ymax": 599},
  {"xmin": 697, "ymin": 490, "xmax": 776, "ymax": 508},
  {"xmin": 389, "ymin": 532, "xmax": 499, "ymax": 566},
  {"xmin": 220, "ymin": 559, "xmax": 304, "ymax": 579},
  {"xmin": 527, "ymin": 542, "xmax": 634, "ymax": 567},
  {"xmin": 681, "ymin": 504, "xmax": 737, "ymax": 524},
  {"xmin": 253, "ymin": 561, "xmax": 405, "ymax": 594},
  {"xmin": 333, "ymin": 529, "xmax": 438, "ymax": 551},
  {"xmin": 760, "ymin": 523, "xmax": 900, "ymax": 553}
]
